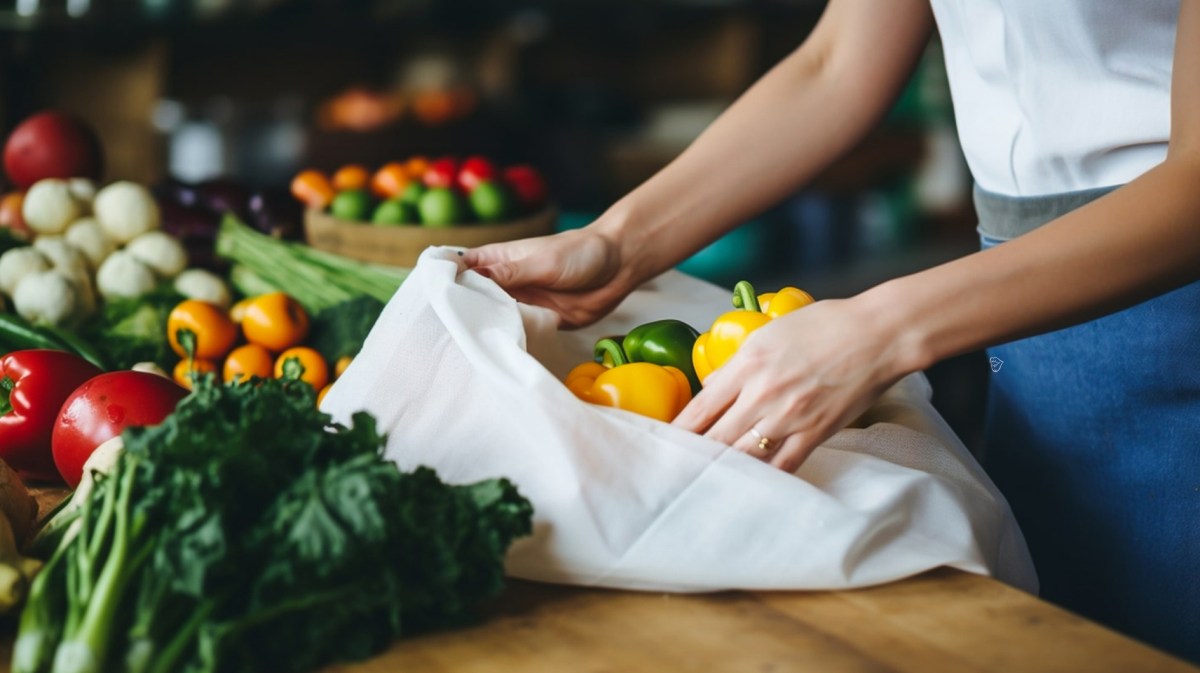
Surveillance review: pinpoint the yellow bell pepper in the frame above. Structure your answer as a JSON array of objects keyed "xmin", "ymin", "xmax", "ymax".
[
  {"xmin": 565, "ymin": 338, "xmax": 692, "ymax": 422},
  {"xmin": 692, "ymin": 281, "xmax": 814, "ymax": 384}
]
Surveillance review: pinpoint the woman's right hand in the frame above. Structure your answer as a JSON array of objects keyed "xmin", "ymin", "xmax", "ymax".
[{"xmin": 463, "ymin": 227, "xmax": 632, "ymax": 328}]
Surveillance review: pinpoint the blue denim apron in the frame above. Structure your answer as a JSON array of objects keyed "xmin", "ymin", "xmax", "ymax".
[{"xmin": 975, "ymin": 184, "xmax": 1200, "ymax": 663}]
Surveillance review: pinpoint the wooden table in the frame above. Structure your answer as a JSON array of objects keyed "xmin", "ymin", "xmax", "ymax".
[
  {"xmin": 328, "ymin": 570, "xmax": 1198, "ymax": 673},
  {"xmin": 13, "ymin": 491, "xmax": 1198, "ymax": 673}
]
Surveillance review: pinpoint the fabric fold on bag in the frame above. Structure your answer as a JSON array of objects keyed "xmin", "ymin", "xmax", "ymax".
[{"xmin": 323, "ymin": 247, "xmax": 1038, "ymax": 594}]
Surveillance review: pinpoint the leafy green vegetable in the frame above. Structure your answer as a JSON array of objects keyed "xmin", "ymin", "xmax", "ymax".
[
  {"xmin": 15, "ymin": 376, "xmax": 532, "ymax": 673},
  {"xmin": 75, "ymin": 285, "xmax": 184, "ymax": 371},
  {"xmin": 216, "ymin": 216, "xmax": 408, "ymax": 314},
  {"xmin": 306, "ymin": 296, "xmax": 386, "ymax": 363}
]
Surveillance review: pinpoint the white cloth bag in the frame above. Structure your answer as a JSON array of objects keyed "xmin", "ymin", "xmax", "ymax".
[{"xmin": 323, "ymin": 247, "xmax": 1038, "ymax": 594}]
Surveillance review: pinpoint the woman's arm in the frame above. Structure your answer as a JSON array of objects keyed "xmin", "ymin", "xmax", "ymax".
[
  {"xmin": 877, "ymin": 0, "xmax": 1200, "ymax": 375},
  {"xmin": 675, "ymin": 1, "xmax": 1200, "ymax": 472},
  {"xmin": 600, "ymin": 0, "xmax": 935, "ymax": 293}
]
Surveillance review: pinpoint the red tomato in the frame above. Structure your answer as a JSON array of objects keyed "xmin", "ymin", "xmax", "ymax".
[
  {"xmin": 502, "ymin": 165, "xmax": 548, "ymax": 210},
  {"xmin": 456, "ymin": 156, "xmax": 497, "ymax": 193},
  {"xmin": 52, "ymin": 371, "xmax": 189, "ymax": 488},
  {"xmin": 3, "ymin": 111, "xmax": 104, "ymax": 189},
  {"xmin": 422, "ymin": 157, "xmax": 459, "ymax": 189}
]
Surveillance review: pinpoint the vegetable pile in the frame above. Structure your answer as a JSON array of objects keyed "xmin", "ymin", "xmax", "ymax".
[
  {"xmin": 16, "ymin": 376, "xmax": 533, "ymax": 673},
  {"xmin": 565, "ymin": 280, "xmax": 815, "ymax": 422}
]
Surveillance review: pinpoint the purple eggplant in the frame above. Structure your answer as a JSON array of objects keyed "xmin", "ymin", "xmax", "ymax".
[
  {"xmin": 195, "ymin": 178, "xmax": 252, "ymax": 221},
  {"xmin": 248, "ymin": 189, "xmax": 304, "ymax": 240}
]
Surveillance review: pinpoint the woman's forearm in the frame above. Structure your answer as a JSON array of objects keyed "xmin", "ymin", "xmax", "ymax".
[
  {"xmin": 592, "ymin": 0, "xmax": 934, "ymax": 291},
  {"xmin": 872, "ymin": 158, "xmax": 1200, "ymax": 376}
]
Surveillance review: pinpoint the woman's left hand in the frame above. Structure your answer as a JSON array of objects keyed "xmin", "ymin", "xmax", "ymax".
[{"xmin": 672, "ymin": 294, "xmax": 919, "ymax": 472}]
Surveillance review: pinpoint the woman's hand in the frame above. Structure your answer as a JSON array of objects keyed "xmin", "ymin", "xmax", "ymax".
[
  {"xmin": 672, "ymin": 294, "xmax": 921, "ymax": 472},
  {"xmin": 464, "ymin": 227, "xmax": 633, "ymax": 328}
]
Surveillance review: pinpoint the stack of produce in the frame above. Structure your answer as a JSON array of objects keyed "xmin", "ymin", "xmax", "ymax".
[
  {"xmin": 11, "ymin": 377, "xmax": 533, "ymax": 673},
  {"xmin": 291, "ymin": 155, "xmax": 549, "ymax": 227},
  {"xmin": 565, "ymin": 281, "xmax": 815, "ymax": 422},
  {"xmin": 165, "ymin": 290, "xmax": 378, "ymax": 405}
]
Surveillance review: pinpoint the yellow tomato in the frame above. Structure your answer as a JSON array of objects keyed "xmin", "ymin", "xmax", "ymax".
[
  {"xmin": 274, "ymin": 346, "xmax": 329, "ymax": 391},
  {"xmin": 334, "ymin": 355, "xmax": 354, "ymax": 379},
  {"xmin": 173, "ymin": 358, "xmax": 218, "ymax": 390},
  {"xmin": 317, "ymin": 383, "xmax": 333, "ymax": 407},
  {"xmin": 168, "ymin": 300, "xmax": 239, "ymax": 360},
  {"xmin": 223, "ymin": 343, "xmax": 275, "ymax": 384},
  {"xmin": 242, "ymin": 292, "xmax": 310, "ymax": 352}
]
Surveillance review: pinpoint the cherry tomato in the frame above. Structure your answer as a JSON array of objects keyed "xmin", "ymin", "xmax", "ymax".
[
  {"xmin": 229, "ymin": 297, "xmax": 252, "ymax": 324},
  {"xmin": 290, "ymin": 169, "xmax": 335, "ymax": 209},
  {"xmin": 502, "ymin": 165, "xmax": 548, "ymax": 210},
  {"xmin": 173, "ymin": 358, "xmax": 218, "ymax": 390},
  {"xmin": 370, "ymin": 162, "xmax": 410, "ymax": 199},
  {"xmin": 274, "ymin": 347, "xmax": 329, "ymax": 391},
  {"xmin": 332, "ymin": 164, "xmax": 370, "ymax": 192},
  {"xmin": 242, "ymin": 292, "xmax": 310, "ymax": 352},
  {"xmin": 52, "ymin": 371, "xmax": 188, "ymax": 488},
  {"xmin": 457, "ymin": 156, "xmax": 497, "ymax": 193},
  {"xmin": 168, "ymin": 300, "xmax": 239, "ymax": 360},
  {"xmin": 404, "ymin": 156, "xmax": 431, "ymax": 178},
  {"xmin": 0, "ymin": 192, "xmax": 31, "ymax": 239},
  {"xmin": 334, "ymin": 355, "xmax": 354, "ymax": 379},
  {"xmin": 317, "ymin": 383, "xmax": 333, "ymax": 407},
  {"xmin": 422, "ymin": 157, "xmax": 458, "ymax": 189},
  {"xmin": 223, "ymin": 343, "xmax": 274, "ymax": 384}
]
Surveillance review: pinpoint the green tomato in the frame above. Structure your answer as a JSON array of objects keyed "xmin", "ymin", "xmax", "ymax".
[
  {"xmin": 372, "ymin": 198, "xmax": 416, "ymax": 226},
  {"xmin": 329, "ymin": 189, "xmax": 374, "ymax": 222},
  {"xmin": 468, "ymin": 180, "xmax": 512, "ymax": 223},
  {"xmin": 399, "ymin": 182, "xmax": 426, "ymax": 206},
  {"xmin": 418, "ymin": 188, "xmax": 467, "ymax": 228}
]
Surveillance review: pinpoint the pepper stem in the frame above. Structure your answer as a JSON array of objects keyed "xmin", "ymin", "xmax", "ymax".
[
  {"xmin": 0, "ymin": 376, "xmax": 11, "ymax": 416},
  {"xmin": 731, "ymin": 281, "xmax": 762, "ymax": 313},
  {"xmin": 593, "ymin": 338, "xmax": 629, "ymax": 367},
  {"xmin": 281, "ymin": 356, "xmax": 307, "ymax": 381}
]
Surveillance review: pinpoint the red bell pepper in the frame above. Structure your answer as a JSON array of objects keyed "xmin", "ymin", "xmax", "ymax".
[{"xmin": 0, "ymin": 350, "xmax": 102, "ymax": 482}]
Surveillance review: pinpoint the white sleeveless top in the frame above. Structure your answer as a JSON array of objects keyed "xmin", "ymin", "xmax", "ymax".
[{"xmin": 928, "ymin": 0, "xmax": 1177, "ymax": 197}]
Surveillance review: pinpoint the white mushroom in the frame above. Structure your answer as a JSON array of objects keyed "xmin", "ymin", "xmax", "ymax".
[
  {"xmin": 125, "ymin": 231, "xmax": 187, "ymax": 279},
  {"xmin": 173, "ymin": 268, "xmax": 231, "ymax": 309},
  {"xmin": 13, "ymin": 269, "xmax": 79, "ymax": 326},
  {"xmin": 93, "ymin": 181, "xmax": 160, "ymax": 244},
  {"xmin": 64, "ymin": 218, "xmax": 116, "ymax": 271},
  {"xmin": 95, "ymin": 250, "xmax": 157, "ymax": 300},
  {"xmin": 67, "ymin": 178, "xmax": 97, "ymax": 210},
  {"xmin": 22, "ymin": 179, "xmax": 81, "ymax": 236},
  {"xmin": 0, "ymin": 247, "xmax": 50, "ymax": 297}
]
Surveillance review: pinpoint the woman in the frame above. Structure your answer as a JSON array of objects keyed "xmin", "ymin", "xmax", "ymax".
[{"xmin": 466, "ymin": 0, "xmax": 1200, "ymax": 661}]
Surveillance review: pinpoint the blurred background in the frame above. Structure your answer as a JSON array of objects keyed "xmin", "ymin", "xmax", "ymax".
[{"xmin": 0, "ymin": 0, "xmax": 989, "ymax": 451}]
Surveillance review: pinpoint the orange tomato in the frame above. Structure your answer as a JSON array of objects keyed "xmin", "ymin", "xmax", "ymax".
[
  {"xmin": 370, "ymin": 162, "xmax": 409, "ymax": 198},
  {"xmin": 332, "ymin": 164, "xmax": 370, "ymax": 191},
  {"xmin": 290, "ymin": 169, "xmax": 335, "ymax": 209},
  {"xmin": 274, "ymin": 347, "xmax": 329, "ymax": 391},
  {"xmin": 404, "ymin": 156, "xmax": 430, "ymax": 179},
  {"xmin": 168, "ymin": 300, "xmax": 239, "ymax": 360},
  {"xmin": 223, "ymin": 343, "xmax": 275, "ymax": 384},
  {"xmin": 241, "ymin": 292, "xmax": 310, "ymax": 352},
  {"xmin": 334, "ymin": 355, "xmax": 354, "ymax": 379},
  {"xmin": 317, "ymin": 383, "xmax": 333, "ymax": 407},
  {"xmin": 173, "ymin": 358, "xmax": 218, "ymax": 390},
  {"xmin": 0, "ymin": 192, "xmax": 30, "ymax": 239},
  {"xmin": 229, "ymin": 297, "xmax": 252, "ymax": 324}
]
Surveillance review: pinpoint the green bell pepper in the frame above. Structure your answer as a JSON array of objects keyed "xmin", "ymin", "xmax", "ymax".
[{"xmin": 596, "ymin": 319, "xmax": 702, "ymax": 394}]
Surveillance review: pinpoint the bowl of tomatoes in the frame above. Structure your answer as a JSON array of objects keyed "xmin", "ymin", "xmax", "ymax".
[{"xmin": 292, "ymin": 156, "xmax": 556, "ymax": 268}]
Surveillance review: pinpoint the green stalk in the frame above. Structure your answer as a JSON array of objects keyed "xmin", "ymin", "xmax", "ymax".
[
  {"xmin": 730, "ymin": 281, "xmax": 762, "ymax": 313},
  {"xmin": 143, "ymin": 596, "xmax": 221, "ymax": 673},
  {"xmin": 592, "ymin": 338, "xmax": 629, "ymax": 366},
  {"xmin": 51, "ymin": 460, "xmax": 140, "ymax": 673},
  {"xmin": 13, "ymin": 542, "xmax": 71, "ymax": 673}
]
